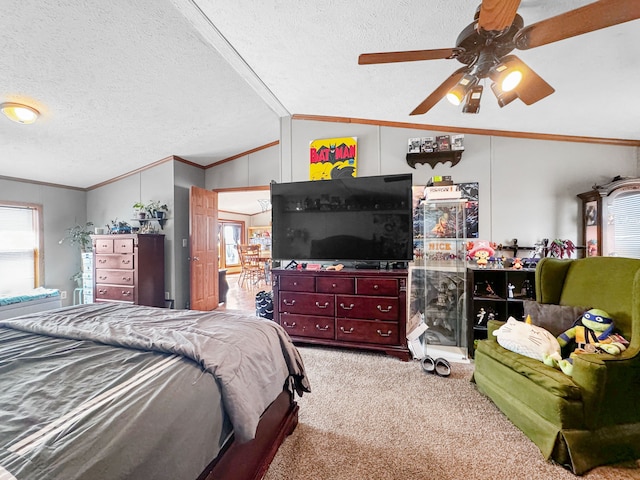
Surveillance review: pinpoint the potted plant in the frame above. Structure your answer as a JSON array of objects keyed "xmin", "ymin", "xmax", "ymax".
[
  {"xmin": 59, "ymin": 222, "xmax": 94, "ymax": 253},
  {"xmin": 146, "ymin": 200, "xmax": 169, "ymax": 219},
  {"xmin": 133, "ymin": 202, "xmax": 147, "ymax": 219}
]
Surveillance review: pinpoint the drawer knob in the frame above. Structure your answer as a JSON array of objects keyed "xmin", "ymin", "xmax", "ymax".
[
  {"xmin": 340, "ymin": 326, "xmax": 354, "ymax": 334},
  {"xmin": 377, "ymin": 329, "xmax": 393, "ymax": 337},
  {"xmin": 122, "ymin": 259, "xmax": 131, "ymax": 264},
  {"xmin": 283, "ymin": 299, "xmax": 296, "ymax": 306},
  {"xmin": 374, "ymin": 284, "xmax": 379, "ymax": 289},
  {"xmin": 340, "ymin": 303, "xmax": 355, "ymax": 310},
  {"xmin": 122, "ymin": 276, "xmax": 131, "ymax": 281},
  {"xmin": 332, "ymin": 283, "xmax": 337, "ymax": 288},
  {"xmin": 122, "ymin": 290, "xmax": 132, "ymax": 296},
  {"xmin": 315, "ymin": 324, "xmax": 330, "ymax": 331},
  {"xmin": 315, "ymin": 301, "xmax": 329, "ymax": 309},
  {"xmin": 283, "ymin": 321, "xmax": 297, "ymax": 328},
  {"xmin": 98, "ymin": 289, "xmax": 106, "ymax": 294},
  {"xmin": 99, "ymin": 276, "xmax": 107, "ymax": 280},
  {"xmin": 293, "ymin": 281, "xmax": 298, "ymax": 286},
  {"xmin": 377, "ymin": 305, "xmax": 392, "ymax": 313},
  {"xmin": 99, "ymin": 259, "xmax": 107, "ymax": 264}
]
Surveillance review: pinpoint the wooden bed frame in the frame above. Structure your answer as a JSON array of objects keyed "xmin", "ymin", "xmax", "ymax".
[{"xmin": 199, "ymin": 390, "xmax": 299, "ymax": 480}]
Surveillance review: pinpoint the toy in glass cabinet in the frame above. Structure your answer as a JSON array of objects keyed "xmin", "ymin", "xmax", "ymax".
[{"xmin": 408, "ymin": 267, "xmax": 464, "ymax": 346}]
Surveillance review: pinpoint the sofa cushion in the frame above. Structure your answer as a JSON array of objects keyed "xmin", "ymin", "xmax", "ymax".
[
  {"xmin": 523, "ymin": 301, "xmax": 589, "ymax": 337},
  {"xmin": 476, "ymin": 340, "xmax": 582, "ymax": 400}
]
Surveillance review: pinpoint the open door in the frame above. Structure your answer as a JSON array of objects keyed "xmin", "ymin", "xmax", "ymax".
[{"xmin": 190, "ymin": 186, "xmax": 219, "ymax": 311}]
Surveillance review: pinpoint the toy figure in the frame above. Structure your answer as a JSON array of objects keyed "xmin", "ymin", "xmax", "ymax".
[
  {"xmin": 512, "ymin": 258, "xmax": 523, "ymax": 270},
  {"xmin": 545, "ymin": 308, "xmax": 629, "ymax": 376},
  {"xmin": 476, "ymin": 308, "xmax": 486, "ymax": 325},
  {"xmin": 507, "ymin": 283, "xmax": 515, "ymax": 298},
  {"xmin": 467, "ymin": 241, "xmax": 496, "ymax": 268}
]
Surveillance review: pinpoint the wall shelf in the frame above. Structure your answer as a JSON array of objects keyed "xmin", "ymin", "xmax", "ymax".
[
  {"xmin": 131, "ymin": 217, "xmax": 168, "ymax": 230},
  {"xmin": 406, "ymin": 150, "xmax": 463, "ymax": 169}
]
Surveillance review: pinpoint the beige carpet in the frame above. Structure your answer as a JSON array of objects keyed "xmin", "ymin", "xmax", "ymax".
[{"xmin": 264, "ymin": 346, "xmax": 640, "ymax": 480}]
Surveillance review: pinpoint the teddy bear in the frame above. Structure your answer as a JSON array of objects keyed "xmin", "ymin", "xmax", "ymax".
[{"xmin": 548, "ymin": 308, "xmax": 629, "ymax": 376}]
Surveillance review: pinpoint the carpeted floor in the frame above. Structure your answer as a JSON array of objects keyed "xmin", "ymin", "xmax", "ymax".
[{"xmin": 264, "ymin": 346, "xmax": 640, "ymax": 480}]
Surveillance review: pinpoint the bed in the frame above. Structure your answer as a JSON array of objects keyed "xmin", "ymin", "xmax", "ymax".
[
  {"xmin": 0, "ymin": 303, "xmax": 310, "ymax": 480},
  {"xmin": 0, "ymin": 287, "xmax": 62, "ymax": 320}
]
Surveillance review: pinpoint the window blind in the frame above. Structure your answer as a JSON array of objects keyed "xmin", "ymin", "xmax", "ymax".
[
  {"xmin": 0, "ymin": 206, "xmax": 38, "ymax": 293},
  {"xmin": 611, "ymin": 192, "xmax": 640, "ymax": 259}
]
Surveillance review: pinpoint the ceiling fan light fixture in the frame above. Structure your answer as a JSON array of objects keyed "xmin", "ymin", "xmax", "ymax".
[
  {"xmin": 490, "ymin": 81, "xmax": 518, "ymax": 108},
  {"xmin": 0, "ymin": 102, "xmax": 40, "ymax": 124},
  {"xmin": 446, "ymin": 74, "xmax": 478, "ymax": 106},
  {"xmin": 462, "ymin": 85, "xmax": 484, "ymax": 114}
]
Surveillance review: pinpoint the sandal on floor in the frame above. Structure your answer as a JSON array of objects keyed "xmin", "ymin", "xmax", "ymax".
[
  {"xmin": 434, "ymin": 358, "xmax": 451, "ymax": 377},
  {"xmin": 421, "ymin": 356, "xmax": 435, "ymax": 374}
]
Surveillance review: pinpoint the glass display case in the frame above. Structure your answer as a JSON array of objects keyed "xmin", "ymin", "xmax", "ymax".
[{"xmin": 409, "ymin": 199, "xmax": 467, "ymax": 352}]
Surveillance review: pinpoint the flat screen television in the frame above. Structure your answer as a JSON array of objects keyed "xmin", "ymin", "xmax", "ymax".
[{"xmin": 271, "ymin": 174, "xmax": 413, "ymax": 263}]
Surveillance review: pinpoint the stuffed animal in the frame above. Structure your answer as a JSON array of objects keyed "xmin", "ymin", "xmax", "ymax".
[{"xmin": 551, "ymin": 308, "xmax": 629, "ymax": 376}]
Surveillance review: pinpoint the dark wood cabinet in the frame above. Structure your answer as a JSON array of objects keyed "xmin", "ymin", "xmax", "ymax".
[
  {"xmin": 467, "ymin": 267, "xmax": 536, "ymax": 351},
  {"xmin": 272, "ymin": 268, "xmax": 410, "ymax": 361},
  {"xmin": 91, "ymin": 234, "xmax": 165, "ymax": 307}
]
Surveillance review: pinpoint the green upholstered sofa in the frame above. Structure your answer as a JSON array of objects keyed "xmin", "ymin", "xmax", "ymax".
[{"xmin": 473, "ymin": 256, "xmax": 640, "ymax": 475}]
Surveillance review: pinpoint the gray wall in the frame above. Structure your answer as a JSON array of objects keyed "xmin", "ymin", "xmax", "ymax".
[
  {"xmin": 3, "ymin": 118, "xmax": 638, "ymax": 311},
  {"xmin": 0, "ymin": 178, "xmax": 87, "ymax": 306},
  {"xmin": 86, "ymin": 159, "xmax": 179, "ymax": 304},
  {"xmin": 174, "ymin": 161, "xmax": 206, "ymax": 309}
]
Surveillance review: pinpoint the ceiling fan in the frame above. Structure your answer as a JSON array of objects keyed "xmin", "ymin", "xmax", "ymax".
[{"xmin": 358, "ymin": 0, "xmax": 640, "ymax": 115}]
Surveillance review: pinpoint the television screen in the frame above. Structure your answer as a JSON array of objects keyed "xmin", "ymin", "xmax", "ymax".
[{"xmin": 271, "ymin": 174, "xmax": 413, "ymax": 262}]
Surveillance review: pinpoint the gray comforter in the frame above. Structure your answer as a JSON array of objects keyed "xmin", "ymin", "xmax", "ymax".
[{"xmin": 0, "ymin": 303, "xmax": 310, "ymax": 443}]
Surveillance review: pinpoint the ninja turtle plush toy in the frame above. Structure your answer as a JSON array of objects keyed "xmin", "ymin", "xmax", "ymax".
[{"xmin": 553, "ymin": 308, "xmax": 629, "ymax": 376}]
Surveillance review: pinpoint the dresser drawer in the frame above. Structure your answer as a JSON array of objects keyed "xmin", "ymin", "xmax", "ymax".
[
  {"xmin": 279, "ymin": 313, "xmax": 334, "ymax": 339},
  {"xmin": 336, "ymin": 295, "xmax": 399, "ymax": 321},
  {"xmin": 95, "ymin": 254, "xmax": 135, "ymax": 270},
  {"xmin": 95, "ymin": 285, "xmax": 135, "ymax": 302},
  {"xmin": 336, "ymin": 319, "xmax": 399, "ymax": 345},
  {"xmin": 279, "ymin": 292, "xmax": 334, "ymax": 316},
  {"xmin": 278, "ymin": 275, "xmax": 315, "ymax": 292},
  {"xmin": 113, "ymin": 238, "xmax": 134, "ymax": 253},
  {"xmin": 316, "ymin": 276, "xmax": 355, "ymax": 294},
  {"xmin": 95, "ymin": 238, "xmax": 114, "ymax": 254},
  {"xmin": 356, "ymin": 277, "xmax": 398, "ymax": 296},
  {"xmin": 95, "ymin": 269, "xmax": 134, "ymax": 285}
]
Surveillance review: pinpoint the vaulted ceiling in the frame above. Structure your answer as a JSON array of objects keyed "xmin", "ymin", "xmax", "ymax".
[{"xmin": 1, "ymin": 0, "xmax": 639, "ymax": 189}]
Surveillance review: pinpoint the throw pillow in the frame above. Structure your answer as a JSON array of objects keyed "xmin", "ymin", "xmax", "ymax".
[
  {"xmin": 493, "ymin": 317, "xmax": 561, "ymax": 363},
  {"xmin": 523, "ymin": 301, "xmax": 589, "ymax": 337}
]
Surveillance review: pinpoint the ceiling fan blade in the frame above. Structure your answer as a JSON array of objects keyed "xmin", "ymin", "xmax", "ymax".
[
  {"xmin": 515, "ymin": 0, "xmax": 640, "ymax": 50},
  {"xmin": 358, "ymin": 48, "xmax": 462, "ymax": 65},
  {"xmin": 410, "ymin": 67, "xmax": 468, "ymax": 116},
  {"xmin": 477, "ymin": 0, "xmax": 521, "ymax": 33},
  {"xmin": 503, "ymin": 55, "xmax": 555, "ymax": 105}
]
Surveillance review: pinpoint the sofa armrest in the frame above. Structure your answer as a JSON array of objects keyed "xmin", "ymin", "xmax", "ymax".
[
  {"xmin": 535, "ymin": 258, "xmax": 572, "ymax": 304},
  {"xmin": 570, "ymin": 351, "xmax": 640, "ymax": 428},
  {"xmin": 486, "ymin": 319, "xmax": 505, "ymax": 342}
]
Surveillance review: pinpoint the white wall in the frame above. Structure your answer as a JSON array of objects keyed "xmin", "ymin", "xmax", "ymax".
[{"xmin": 289, "ymin": 119, "xmax": 639, "ymax": 248}]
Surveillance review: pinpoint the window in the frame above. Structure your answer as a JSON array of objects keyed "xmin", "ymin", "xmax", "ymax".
[
  {"xmin": 0, "ymin": 203, "xmax": 43, "ymax": 294},
  {"xmin": 604, "ymin": 187, "xmax": 640, "ymax": 258}
]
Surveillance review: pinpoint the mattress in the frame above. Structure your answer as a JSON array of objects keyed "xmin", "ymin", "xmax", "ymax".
[{"xmin": 0, "ymin": 303, "xmax": 309, "ymax": 480}]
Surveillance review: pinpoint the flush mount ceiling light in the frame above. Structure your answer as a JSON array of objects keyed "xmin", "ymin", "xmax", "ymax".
[{"xmin": 1, "ymin": 102, "xmax": 40, "ymax": 124}]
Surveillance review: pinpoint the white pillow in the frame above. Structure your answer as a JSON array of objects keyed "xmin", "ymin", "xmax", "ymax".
[{"xmin": 493, "ymin": 317, "xmax": 561, "ymax": 363}]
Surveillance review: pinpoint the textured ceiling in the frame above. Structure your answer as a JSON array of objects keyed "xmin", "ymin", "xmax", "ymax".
[{"xmin": 1, "ymin": 1, "xmax": 639, "ymax": 189}]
